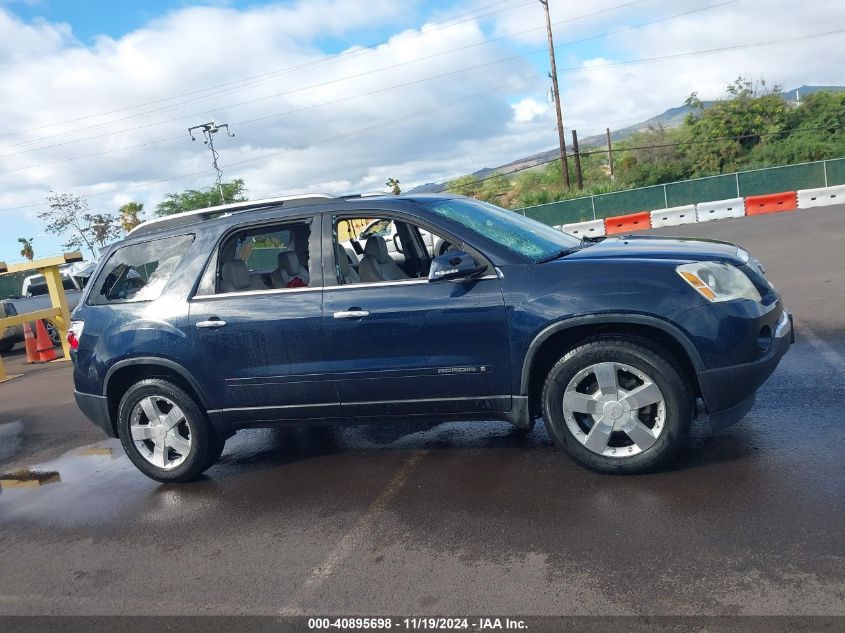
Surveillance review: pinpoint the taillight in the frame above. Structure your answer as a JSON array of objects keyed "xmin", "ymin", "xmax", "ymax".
[{"xmin": 67, "ymin": 320, "xmax": 84, "ymax": 350}]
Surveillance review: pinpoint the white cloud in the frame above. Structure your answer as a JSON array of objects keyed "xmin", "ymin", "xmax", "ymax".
[{"xmin": 512, "ymin": 97, "xmax": 547, "ymax": 123}]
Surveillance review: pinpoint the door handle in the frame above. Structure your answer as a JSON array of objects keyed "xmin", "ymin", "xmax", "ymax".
[
  {"xmin": 196, "ymin": 319, "xmax": 227, "ymax": 329},
  {"xmin": 333, "ymin": 310, "xmax": 370, "ymax": 319}
]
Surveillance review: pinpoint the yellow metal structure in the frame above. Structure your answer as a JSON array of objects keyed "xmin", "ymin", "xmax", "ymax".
[{"xmin": 0, "ymin": 252, "xmax": 83, "ymax": 379}]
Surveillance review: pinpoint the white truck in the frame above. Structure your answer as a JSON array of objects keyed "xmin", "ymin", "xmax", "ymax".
[{"xmin": 0, "ymin": 263, "xmax": 91, "ymax": 351}]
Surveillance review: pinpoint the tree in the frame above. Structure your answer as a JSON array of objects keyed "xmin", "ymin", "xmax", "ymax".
[
  {"xmin": 682, "ymin": 76, "xmax": 788, "ymax": 175},
  {"xmin": 118, "ymin": 202, "xmax": 144, "ymax": 232},
  {"xmin": 155, "ymin": 179, "xmax": 247, "ymax": 216},
  {"xmin": 385, "ymin": 178, "xmax": 401, "ymax": 195},
  {"xmin": 39, "ymin": 192, "xmax": 97, "ymax": 256},
  {"xmin": 17, "ymin": 237, "xmax": 34, "ymax": 261},
  {"xmin": 85, "ymin": 213, "xmax": 121, "ymax": 248},
  {"xmin": 446, "ymin": 175, "xmax": 481, "ymax": 197}
]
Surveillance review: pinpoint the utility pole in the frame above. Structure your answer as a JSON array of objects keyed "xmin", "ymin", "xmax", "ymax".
[
  {"xmin": 188, "ymin": 121, "xmax": 235, "ymax": 203},
  {"xmin": 606, "ymin": 127, "xmax": 614, "ymax": 181},
  {"xmin": 571, "ymin": 129, "xmax": 583, "ymax": 190},
  {"xmin": 540, "ymin": 0, "xmax": 570, "ymax": 191}
]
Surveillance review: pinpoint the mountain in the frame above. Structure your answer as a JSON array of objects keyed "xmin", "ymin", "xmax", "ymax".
[{"xmin": 408, "ymin": 85, "xmax": 845, "ymax": 194}]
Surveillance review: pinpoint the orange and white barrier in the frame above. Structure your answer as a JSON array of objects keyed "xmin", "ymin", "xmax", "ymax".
[
  {"xmin": 696, "ymin": 198, "xmax": 745, "ymax": 223},
  {"xmin": 551, "ymin": 184, "xmax": 844, "ymax": 237},
  {"xmin": 745, "ymin": 192, "xmax": 798, "ymax": 215},
  {"xmin": 650, "ymin": 204, "xmax": 697, "ymax": 228},
  {"xmin": 559, "ymin": 218, "xmax": 606, "ymax": 238},
  {"xmin": 605, "ymin": 211, "xmax": 651, "ymax": 235},
  {"xmin": 797, "ymin": 184, "xmax": 845, "ymax": 209}
]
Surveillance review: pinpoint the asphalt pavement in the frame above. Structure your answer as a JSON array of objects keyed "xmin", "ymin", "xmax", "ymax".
[{"xmin": 0, "ymin": 205, "xmax": 843, "ymax": 618}]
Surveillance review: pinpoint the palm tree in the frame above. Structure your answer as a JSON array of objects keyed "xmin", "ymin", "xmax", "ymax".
[
  {"xmin": 386, "ymin": 178, "xmax": 401, "ymax": 195},
  {"xmin": 17, "ymin": 237, "xmax": 34, "ymax": 261},
  {"xmin": 118, "ymin": 202, "xmax": 144, "ymax": 232}
]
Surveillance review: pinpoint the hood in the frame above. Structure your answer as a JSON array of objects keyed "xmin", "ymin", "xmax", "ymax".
[{"xmin": 564, "ymin": 235, "xmax": 746, "ymax": 265}]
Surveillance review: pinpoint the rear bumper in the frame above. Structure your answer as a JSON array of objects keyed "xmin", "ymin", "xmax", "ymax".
[
  {"xmin": 699, "ymin": 310, "xmax": 793, "ymax": 429},
  {"xmin": 74, "ymin": 390, "xmax": 115, "ymax": 437}
]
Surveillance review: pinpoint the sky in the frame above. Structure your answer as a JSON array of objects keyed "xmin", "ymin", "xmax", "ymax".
[{"xmin": 0, "ymin": 0, "xmax": 843, "ymax": 262}]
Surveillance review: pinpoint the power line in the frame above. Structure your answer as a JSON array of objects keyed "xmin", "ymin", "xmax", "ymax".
[
  {"xmin": 0, "ymin": 13, "xmax": 833, "ymax": 177},
  {"xmin": 0, "ymin": 74, "xmax": 547, "ymax": 214},
  {"xmin": 443, "ymin": 123, "xmax": 845, "ymax": 193},
  {"xmin": 0, "ymin": 0, "xmax": 656, "ymax": 155},
  {"xmin": 0, "ymin": 0, "xmax": 734, "ymax": 159},
  {"xmin": 0, "ymin": 0, "xmax": 541, "ymax": 142}
]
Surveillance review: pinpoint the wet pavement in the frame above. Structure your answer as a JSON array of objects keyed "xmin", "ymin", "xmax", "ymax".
[{"xmin": 0, "ymin": 206, "xmax": 843, "ymax": 616}]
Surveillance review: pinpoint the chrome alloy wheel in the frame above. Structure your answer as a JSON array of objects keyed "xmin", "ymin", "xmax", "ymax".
[
  {"xmin": 562, "ymin": 362, "xmax": 666, "ymax": 458},
  {"xmin": 129, "ymin": 396, "xmax": 192, "ymax": 470}
]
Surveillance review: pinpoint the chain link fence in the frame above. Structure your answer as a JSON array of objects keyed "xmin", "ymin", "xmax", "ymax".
[
  {"xmin": 0, "ymin": 272, "xmax": 27, "ymax": 301},
  {"xmin": 521, "ymin": 157, "xmax": 845, "ymax": 226}
]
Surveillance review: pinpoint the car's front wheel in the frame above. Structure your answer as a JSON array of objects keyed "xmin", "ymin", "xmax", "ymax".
[
  {"xmin": 542, "ymin": 338, "xmax": 692, "ymax": 474},
  {"xmin": 117, "ymin": 379, "xmax": 214, "ymax": 483}
]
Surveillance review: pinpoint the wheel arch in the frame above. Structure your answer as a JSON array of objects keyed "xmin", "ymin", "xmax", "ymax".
[
  {"xmin": 521, "ymin": 314, "xmax": 705, "ymax": 418},
  {"xmin": 104, "ymin": 358, "xmax": 210, "ymax": 435}
]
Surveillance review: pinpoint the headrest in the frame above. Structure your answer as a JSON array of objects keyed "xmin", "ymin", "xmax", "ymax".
[
  {"xmin": 221, "ymin": 260, "xmax": 251, "ymax": 290},
  {"xmin": 364, "ymin": 235, "xmax": 390, "ymax": 263},
  {"xmin": 335, "ymin": 243, "xmax": 351, "ymax": 273},
  {"xmin": 277, "ymin": 251, "xmax": 300, "ymax": 274}
]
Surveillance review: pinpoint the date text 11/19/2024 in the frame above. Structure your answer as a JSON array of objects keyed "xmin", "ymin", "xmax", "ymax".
[{"xmin": 307, "ymin": 617, "xmax": 528, "ymax": 630}]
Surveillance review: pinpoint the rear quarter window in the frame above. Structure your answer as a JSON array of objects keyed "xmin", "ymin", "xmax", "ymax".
[{"xmin": 88, "ymin": 234, "xmax": 194, "ymax": 305}]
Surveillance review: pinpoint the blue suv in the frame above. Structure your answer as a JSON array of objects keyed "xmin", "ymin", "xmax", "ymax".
[{"xmin": 69, "ymin": 194, "xmax": 792, "ymax": 482}]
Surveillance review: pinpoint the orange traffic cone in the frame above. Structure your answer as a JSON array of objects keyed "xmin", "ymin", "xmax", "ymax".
[
  {"xmin": 34, "ymin": 320, "xmax": 58, "ymax": 363},
  {"xmin": 23, "ymin": 322, "xmax": 39, "ymax": 364}
]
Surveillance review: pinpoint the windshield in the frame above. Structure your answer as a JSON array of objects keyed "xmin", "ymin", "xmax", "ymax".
[{"xmin": 421, "ymin": 198, "xmax": 581, "ymax": 261}]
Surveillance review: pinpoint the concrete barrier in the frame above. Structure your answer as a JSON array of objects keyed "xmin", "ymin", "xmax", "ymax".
[
  {"xmin": 650, "ymin": 204, "xmax": 697, "ymax": 228},
  {"xmin": 696, "ymin": 198, "xmax": 745, "ymax": 222},
  {"xmin": 605, "ymin": 211, "xmax": 651, "ymax": 235},
  {"xmin": 745, "ymin": 191, "xmax": 798, "ymax": 215},
  {"xmin": 797, "ymin": 184, "xmax": 845, "ymax": 209},
  {"xmin": 560, "ymin": 219, "xmax": 606, "ymax": 238}
]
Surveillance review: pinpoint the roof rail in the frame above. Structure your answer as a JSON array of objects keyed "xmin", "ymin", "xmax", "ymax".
[
  {"xmin": 342, "ymin": 191, "xmax": 392, "ymax": 199},
  {"xmin": 127, "ymin": 194, "xmax": 337, "ymax": 238}
]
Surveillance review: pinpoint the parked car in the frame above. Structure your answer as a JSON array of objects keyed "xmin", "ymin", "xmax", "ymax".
[
  {"xmin": 69, "ymin": 194, "xmax": 792, "ymax": 482},
  {"xmin": 0, "ymin": 264, "xmax": 87, "ymax": 351}
]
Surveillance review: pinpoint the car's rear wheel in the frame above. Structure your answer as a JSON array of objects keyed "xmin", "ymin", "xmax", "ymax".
[
  {"xmin": 43, "ymin": 319, "xmax": 61, "ymax": 346},
  {"xmin": 542, "ymin": 338, "xmax": 691, "ymax": 474},
  {"xmin": 117, "ymin": 379, "xmax": 214, "ymax": 483}
]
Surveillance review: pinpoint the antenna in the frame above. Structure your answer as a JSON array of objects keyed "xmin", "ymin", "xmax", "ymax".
[{"xmin": 187, "ymin": 121, "xmax": 235, "ymax": 203}]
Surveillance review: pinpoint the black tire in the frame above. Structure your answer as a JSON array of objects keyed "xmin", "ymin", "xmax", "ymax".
[
  {"xmin": 541, "ymin": 338, "xmax": 692, "ymax": 474},
  {"xmin": 0, "ymin": 339, "xmax": 14, "ymax": 353},
  {"xmin": 117, "ymin": 379, "xmax": 214, "ymax": 483},
  {"xmin": 43, "ymin": 319, "xmax": 60, "ymax": 346},
  {"xmin": 203, "ymin": 430, "xmax": 227, "ymax": 471}
]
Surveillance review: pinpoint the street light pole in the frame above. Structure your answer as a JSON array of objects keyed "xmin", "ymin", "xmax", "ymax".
[{"xmin": 540, "ymin": 0, "xmax": 571, "ymax": 191}]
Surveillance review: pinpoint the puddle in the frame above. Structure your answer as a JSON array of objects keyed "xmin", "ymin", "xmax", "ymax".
[
  {"xmin": 0, "ymin": 419, "xmax": 23, "ymax": 464},
  {"xmin": 0, "ymin": 469, "xmax": 61, "ymax": 489},
  {"xmin": 78, "ymin": 446, "xmax": 115, "ymax": 457},
  {"xmin": 0, "ymin": 438, "xmax": 227, "ymax": 529}
]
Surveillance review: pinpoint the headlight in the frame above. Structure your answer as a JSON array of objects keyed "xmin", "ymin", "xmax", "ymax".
[{"xmin": 676, "ymin": 262, "xmax": 762, "ymax": 303}]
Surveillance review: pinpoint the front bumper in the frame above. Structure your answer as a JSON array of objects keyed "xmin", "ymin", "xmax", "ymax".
[
  {"xmin": 698, "ymin": 310, "xmax": 793, "ymax": 429},
  {"xmin": 74, "ymin": 390, "xmax": 116, "ymax": 437}
]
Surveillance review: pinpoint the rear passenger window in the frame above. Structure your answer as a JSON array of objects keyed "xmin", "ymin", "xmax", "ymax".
[
  {"xmin": 88, "ymin": 235, "xmax": 194, "ymax": 305},
  {"xmin": 215, "ymin": 221, "xmax": 312, "ymax": 294}
]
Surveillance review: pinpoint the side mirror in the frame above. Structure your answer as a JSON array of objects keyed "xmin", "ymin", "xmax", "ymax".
[{"xmin": 428, "ymin": 250, "xmax": 486, "ymax": 282}]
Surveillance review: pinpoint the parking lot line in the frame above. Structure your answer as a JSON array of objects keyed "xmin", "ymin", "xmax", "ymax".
[{"xmin": 279, "ymin": 449, "xmax": 430, "ymax": 615}]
